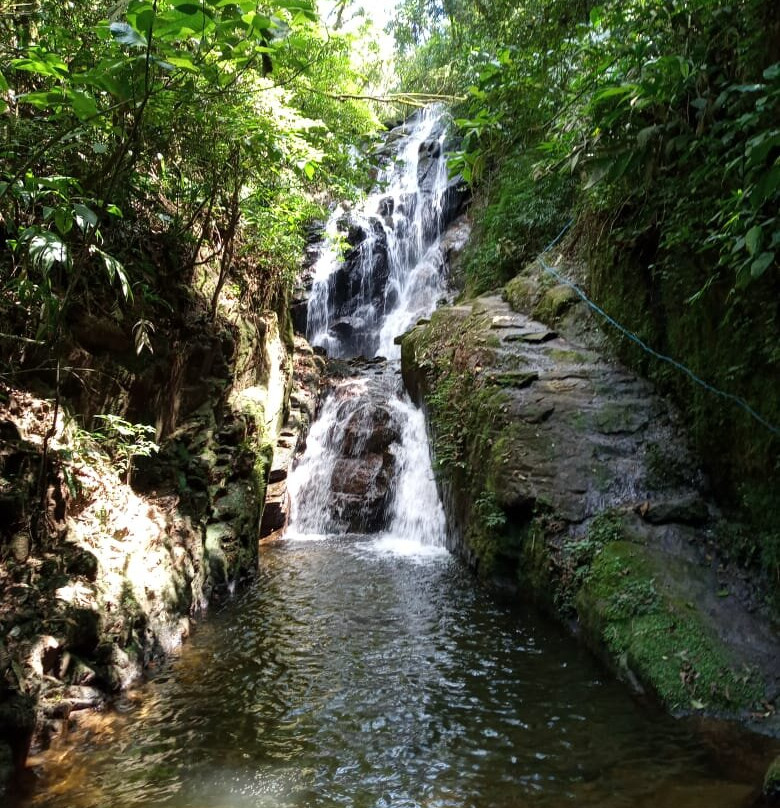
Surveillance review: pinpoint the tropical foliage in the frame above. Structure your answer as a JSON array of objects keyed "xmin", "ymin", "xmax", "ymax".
[{"xmin": 0, "ymin": 0, "xmax": 380, "ymax": 367}]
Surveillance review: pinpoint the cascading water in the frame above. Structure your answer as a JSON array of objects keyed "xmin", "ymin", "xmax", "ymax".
[
  {"xmin": 288, "ymin": 105, "xmax": 461, "ymax": 547},
  {"xmin": 305, "ymin": 105, "xmax": 457, "ymax": 362}
]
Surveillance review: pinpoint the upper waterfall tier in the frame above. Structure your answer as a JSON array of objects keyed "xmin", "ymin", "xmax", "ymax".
[{"xmin": 305, "ymin": 106, "xmax": 467, "ymax": 360}]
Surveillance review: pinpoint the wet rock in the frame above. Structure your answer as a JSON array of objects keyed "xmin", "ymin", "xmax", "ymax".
[
  {"xmin": 640, "ymin": 495, "xmax": 709, "ymax": 526},
  {"xmin": 378, "ymin": 196, "xmax": 394, "ymax": 219},
  {"xmin": 341, "ymin": 405, "xmax": 400, "ymax": 456},
  {"xmin": 331, "ymin": 453, "xmax": 393, "ymax": 532},
  {"xmin": 400, "ymin": 292, "xmax": 780, "ymax": 716}
]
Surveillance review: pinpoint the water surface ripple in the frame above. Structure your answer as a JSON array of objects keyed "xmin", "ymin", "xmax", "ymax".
[{"xmin": 22, "ymin": 535, "xmax": 774, "ymax": 808}]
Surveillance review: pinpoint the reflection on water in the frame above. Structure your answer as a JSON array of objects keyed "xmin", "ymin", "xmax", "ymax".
[{"xmin": 17, "ymin": 536, "xmax": 776, "ymax": 808}]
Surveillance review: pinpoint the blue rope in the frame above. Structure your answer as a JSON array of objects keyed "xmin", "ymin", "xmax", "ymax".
[{"xmin": 534, "ymin": 219, "xmax": 780, "ymax": 436}]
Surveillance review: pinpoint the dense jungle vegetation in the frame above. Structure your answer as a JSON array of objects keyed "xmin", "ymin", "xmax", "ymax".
[
  {"xmin": 1, "ymin": 0, "xmax": 778, "ymax": 579},
  {"xmin": 0, "ymin": 0, "xmax": 383, "ymax": 379}
]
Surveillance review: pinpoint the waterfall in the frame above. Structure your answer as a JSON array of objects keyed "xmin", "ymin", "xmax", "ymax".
[
  {"xmin": 287, "ymin": 105, "xmax": 460, "ymax": 548},
  {"xmin": 305, "ymin": 105, "xmax": 454, "ymax": 361}
]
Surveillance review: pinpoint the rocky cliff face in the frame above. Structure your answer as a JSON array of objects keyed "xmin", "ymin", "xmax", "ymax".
[
  {"xmin": 0, "ymin": 295, "xmax": 317, "ymax": 793},
  {"xmin": 400, "ymin": 291, "xmax": 780, "ymax": 729}
]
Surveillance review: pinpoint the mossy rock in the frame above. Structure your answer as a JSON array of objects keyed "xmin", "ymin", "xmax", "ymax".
[
  {"xmin": 503, "ymin": 275, "xmax": 540, "ymax": 313},
  {"xmin": 577, "ymin": 541, "xmax": 763, "ymax": 712},
  {"xmin": 204, "ymin": 523, "xmax": 233, "ymax": 584},
  {"xmin": 533, "ymin": 283, "xmax": 580, "ymax": 324}
]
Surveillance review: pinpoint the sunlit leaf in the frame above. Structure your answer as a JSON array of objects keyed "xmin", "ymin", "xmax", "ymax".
[
  {"xmin": 12, "ymin": 50, "xmax": 69, "ymax": 78},
  {"xmin": 74, "ymin": 203, "xmax": 99, "ymax": 232},
  {"xmin": 28, "ymin": 232, "xmax": 70, "ymax": 270},
  {"xmin": 110, "ymin": 21, "xmax": 148, "ymax": 49}
]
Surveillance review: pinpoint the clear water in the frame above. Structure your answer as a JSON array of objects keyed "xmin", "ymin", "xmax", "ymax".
[{"xmin": 18, "ymin": 536, "xmax": 774, "ymax": 808}]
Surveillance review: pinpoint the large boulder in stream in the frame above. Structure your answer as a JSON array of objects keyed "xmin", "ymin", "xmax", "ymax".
[
  {"xmin": 323, "ymin": 379, "xmax": 400, "ymax": 532},
  {"xmin": 400, "ymin": 292, "xmax": 780, "ymax": 728}
]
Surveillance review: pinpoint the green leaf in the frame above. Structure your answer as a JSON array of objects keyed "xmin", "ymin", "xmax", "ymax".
[
  {"xmin": 28, "ymin": 232, "xmax": 69, "ymax": 270},
  {"xmin": 592, "ymin": 84, "xmax": 637, "ymax": 103},
  {"xmin": 274, "ymin": 0, "xmax": 317, "ymax": 21},
  {"xmin": 12, "ymin": 50, "xmax": 69, "ymax": 78},
  {"xmin": 69, "ymin": 89, "xmax": 98, "ymax": 121},
  {"xmin": 0, "ymin": 71, "xmax": 8, "ymax": 91},
  {"xmin": 73, "ymin": 203, "xmax": 99, "ymax": 232},
  {"xmin": 750, "ymin": 251, "xmax": 774, "ymax": 278},
  {"xmin": 589, "ymin": 5, "xmax": 603, "ymax": 25},
  {"xmin": 110, "ymin": 21, "xmax": 148, "ymax": 49},
  {"xmin": 172, "ymin": 2, "xmax": 206, "ymax": 13},
  {"xmin": 745, "ymin": 224, "xmax": 762, "ymax": 256},
  {"xmin": 763, "ymin": 63, "xmax": 780, "ymax": 81},
  {"xmin": 54, "ymin": 208, "xmax": 73, "ymax": 235},
  {"xmin": 162, "ymin": 54, "xmax": 200, "ymax": 73},
  {"xmin": 637, "ymin": 125, "xmax": 659, "ymax": 149},
  {"xmin": 94, "ymin": 248, "xmax": 133, "ymax": 300},
  {"xmin": 18, "ymin": 90, "xmax": 68, "ymax": 111}
]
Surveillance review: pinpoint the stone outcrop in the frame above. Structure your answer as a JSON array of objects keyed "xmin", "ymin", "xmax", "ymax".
[
  {"xmin": 260, "ymin": 338, "xmax": 325, "ymax": 540},
  {"xmin": 400, "ymin": 293, "xmax": 780, "ymax": 728}
]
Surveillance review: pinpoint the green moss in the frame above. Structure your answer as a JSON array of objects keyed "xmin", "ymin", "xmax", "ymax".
[
  {"xmin": 516, "ymin": 517, "xmax": 555, "ymax": 596},
  {"xmin": 592, "ymin": 402, "xmax": 648, "ymax": 434},
  {"xmin": 532, "ymin": 284, "xmax": 580, "ymax": 323},
  {"xmin": 503, "ymin": 275, "xmax": 539, "ymax": 313},
  {"xmin": 252, "ymin": 441, "xmax": 274, "ymax": 503},
  {"xmin": 547, "ymin": 348, "xmax": 589, "ymax": 364},
  {"xmin": 578, "ymin": 542, "xmax": 763, "ymax": 711},
  {"xmin": 487, "ymin": 371, "xmax": 539, "ymax": 389},
  {"xmin": 551, "ymin": 510, "xmax": 626, "ymax": 613}
]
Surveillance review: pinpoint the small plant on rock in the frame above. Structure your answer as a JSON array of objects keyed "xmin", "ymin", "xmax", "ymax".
[{"xmin": 92, "ymin": 415, "xmax": 158, "ymax": 487}]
